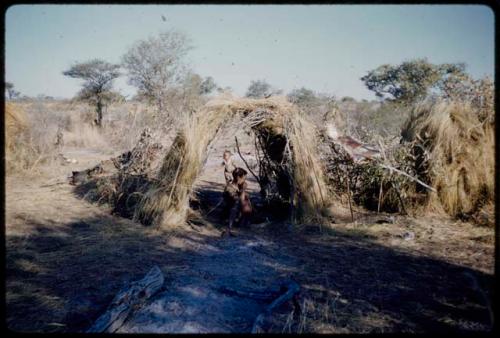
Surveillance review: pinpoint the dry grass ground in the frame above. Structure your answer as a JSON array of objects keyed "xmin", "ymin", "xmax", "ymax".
[
  {"xmin": 6, "ymin": 169, "xmax": 494, "ymax": 333},
  {"xmin": 263, "ymin": 217, "xmax": 495, "ymax": 333},
  {"xmin": 4, "ymin": 100, "xmax": 495, "ymax": 333}
]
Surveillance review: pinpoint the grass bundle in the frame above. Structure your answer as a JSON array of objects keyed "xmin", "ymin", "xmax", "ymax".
[
  {"xmin": 402, "ymin": 100, "xmax": 494, "ymax": 222},
  {"xmin": 134, "ymin": 105, "xmax": 234, "ymax": 228},
  {"xmin": 4, "ymin": 102, "xmax": 41, "ymax": 174},
  {"xmin": 134, "ymin": 95, "xmax": 334, "ymax": 229},
  {"xmin": 285, "ymin": 113, "xmax": 332, "ymax": 223},
  {"xmin": 5, "ymin": 102, "xmax": 28, "ymax": 151}
]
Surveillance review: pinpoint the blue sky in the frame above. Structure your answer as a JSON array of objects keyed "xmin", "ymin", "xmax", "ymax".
[{"xmin": 5, "ymin": 4, "xmax": 494, "ymax": 100}]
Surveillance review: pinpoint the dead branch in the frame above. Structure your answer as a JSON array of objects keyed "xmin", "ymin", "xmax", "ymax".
[
  {"xmin": 378, "ymin": 163, "xmax": 436, "ymax": 193},
  {"xmin": 234, "ymin": 136, "xmax": 260, "ymax": 184},
  {"xmin": 251, "ymin": 279, "xmax": 300, "ymax": 333},
  {"xmin": 87, "ymin": 266, "xmax": 164, "ymax": 333},
  {"xmin": 389, "ymin": 179, "xmax": 408, "ymax": 215},
  {"xmin": 345, "ymin": 171, "xmax": 354, "ymax": 222}
]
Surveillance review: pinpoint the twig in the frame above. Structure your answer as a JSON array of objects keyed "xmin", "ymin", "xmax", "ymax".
[
  {"xmin": 234, "ymin": 136, "xmax": 260, "ymax": 184},
  {"xmin": 206, "ymin": 198, "xmax": 224, "ymax": 216},
  {"xmin": 377, "ymin": 177, "xmax": 384, "ymax": 214},
  {"xmin": 254, "ymin": 133, "xmax": 262, "ymax": 176},
  {"xmin": 378, "ymin": 163, "xmax": 436, "ymax": 193},
  {"xmin": 345, "ymin": 171, "xmax": 354, "ymax": 222},
  {"xmin": 390, "ymin": 179, "xmax": 407, "ymax": 215}
]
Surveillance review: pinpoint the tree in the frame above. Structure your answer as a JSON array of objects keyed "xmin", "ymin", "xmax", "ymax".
[
  {"xmin": 287, "ymin": 87, "xmax": 316, "ymax": 106},
  {"xmin": 361, "ymin": 59, "xmax": 467, "ymax": 104},
  {"xmin": 63, "ymin": 59, "xmax": 121, "ymax": 127},
  {"xmin": 5, "ymin": 82, "xmax": 20, "ymax": 100},
  {"xmin": 200, "ymin": 76, "xmax": 217, "ymax": 95},
  {"xmin": 122, "ymin": 30, "xmax": 193, "ymax": 115},
  {"xmin": 245, "ymin": 80, "xmax": 282, "ymax": 98},
  {"xmin": 182, "ymin": 73, "xmax": 217, "ymax": 97}
]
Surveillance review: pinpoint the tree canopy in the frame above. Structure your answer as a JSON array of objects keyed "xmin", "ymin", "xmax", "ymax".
[
  {"xmin": 5, "ymin": 82, "xmax": 20, "ymax": 100},
  {"xmin": 245, "ymin": 80, "xmax": 282, "ymax": 98},
  {"xmin": 63, "ymin": 59, "xmax": 121, "ymax": 126},
  {"xmin": 361, "ymin": 59, "xmax": 467, "ymax": 104},
  {"xmin": 121, "ymin": 30, "xmax": 193, "ymax": 113}
]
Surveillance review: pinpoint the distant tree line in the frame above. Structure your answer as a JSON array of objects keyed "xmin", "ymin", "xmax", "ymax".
[
  {"xmin": 10, "ymin": 29, "xmax": 485, "ymax": 137},
  {"xmin": 62, "ymin": 30, "xmax": 218, "ymax": 128}
]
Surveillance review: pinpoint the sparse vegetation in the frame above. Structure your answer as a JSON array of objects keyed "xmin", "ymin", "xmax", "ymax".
[
  {"xmin": 245, "ymin": 79, "xmax": 282, "ymax": 98},
  {"xmin": 63, "ymin": 59, "xmax": 121, "ymax": 127},
  {"xmin": 122, "ymin": 30, "xmax": 193, "ymax": 119},
  {"xmin": 5, "ymin": 14, "xmax": 494, "ymax": 335}
]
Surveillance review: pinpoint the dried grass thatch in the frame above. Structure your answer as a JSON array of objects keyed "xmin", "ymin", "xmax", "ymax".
[
  {"xmin": 72, "ymin": 129, "xmax": 164, "ymax": 218},
  {"xmin": 402, "ymin": 100, "xmax": 494, "ymax": 222},
  {"xmin": 5, "ymin": 102, "xmax": 28, "ymax": 152},
  {"xmin": 134, "ymin": 95, "xmax": 333, "ymax": 229}
]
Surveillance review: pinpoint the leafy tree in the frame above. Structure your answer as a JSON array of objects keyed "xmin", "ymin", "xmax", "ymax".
[
  {"xmin": 287, "ymin": 87, "xmax": 316, "ymax": 106},
  {"xmin": 245, "ymin": 80, "xmax": 282, "ymax": 98},
  {"xmin": 122, "ymin": 30, "xmax": 193, "ymax": 115},
  {"xmin": 361, "ymin": 59, "xmax": 467, "ymax": 104},
  {"xmin": 5, "ymin": 82, "xmax": 20, "ymax": 100},
  {"xmin": 63, "ymin": 59, "xmax": 121, "ymax": 127},
  {"xmin": 182, "ymin": 73, "xmax": 217, "ymax": 97},
  {"xmin": 200, "ymin": 76, "xmax": 217, "ymax": 95}
]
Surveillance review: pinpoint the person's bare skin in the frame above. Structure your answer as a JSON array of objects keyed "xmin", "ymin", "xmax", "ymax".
[
  {"xmin": 238, "ymin": 183, "xmax": 252, "ymax": 228},
  {"xmin": 221, "ymin": 168, "xmax": 252, "ymax": 237},
  {"xmin": 221, "ymin": 150, "xmax": 236, "ymax": 185}
]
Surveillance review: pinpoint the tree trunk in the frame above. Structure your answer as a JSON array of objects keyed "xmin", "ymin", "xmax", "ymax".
[{"xmin": 95, "ymin": 99, "xmax": 103, "ymax": 127}]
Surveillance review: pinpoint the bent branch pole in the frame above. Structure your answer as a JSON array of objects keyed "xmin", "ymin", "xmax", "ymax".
[
  {"xmin": 235, "ymin": 136, "xmax": 260, "ymax": 184},
  {"xmin": 378, "ymin": 163, "xmax": 436, "ymax": 193}
]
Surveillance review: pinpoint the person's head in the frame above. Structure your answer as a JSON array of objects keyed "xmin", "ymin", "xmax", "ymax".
[
  {"xmin": 232, "ymin": 167, "xmax": 247, "ymax": 185},
  {"xmin": 223, "ymin": 150, "xmax": 232, "ymax": 161}
]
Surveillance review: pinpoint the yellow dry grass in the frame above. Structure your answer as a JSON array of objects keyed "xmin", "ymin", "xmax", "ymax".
[
  {"xmin": 403, "ymin": 100, "xmax": 494, "ymax": 221},
  {"xmin": 135, "ymin": 95, "xmax": 333, "ymax": 229},
  {"xmin": 5, "ymin": 102, "xmax": 28, "ymax": 152}
]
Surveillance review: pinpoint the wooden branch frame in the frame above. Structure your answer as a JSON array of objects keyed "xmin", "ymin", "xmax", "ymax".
[{"xmin": 234, "ymin": 136, "xmax": 261, "ymax": 184}]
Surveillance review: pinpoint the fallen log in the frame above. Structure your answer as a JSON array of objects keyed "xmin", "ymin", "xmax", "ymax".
[
  {"xmin": 87, "ymin": 265, "xmax": 164, "ymax": 333},
  {"xmin": 251, "ymin": 279, "xmax": 300, "ymax": 333}
]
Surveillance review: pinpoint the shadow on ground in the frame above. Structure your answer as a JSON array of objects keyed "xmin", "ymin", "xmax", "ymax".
[{"xmin": 5, "ymin": 205, "xmax": 495, "ymax": 333}]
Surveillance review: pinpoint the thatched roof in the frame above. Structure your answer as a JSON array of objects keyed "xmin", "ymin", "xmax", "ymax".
[
  {"xmin": 402, "ymin": 100, "xmax": 494, "ymax": 218},
  {"xmin": 135, "ymin": 95, "xmax": 334, "ymax": 229}
]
